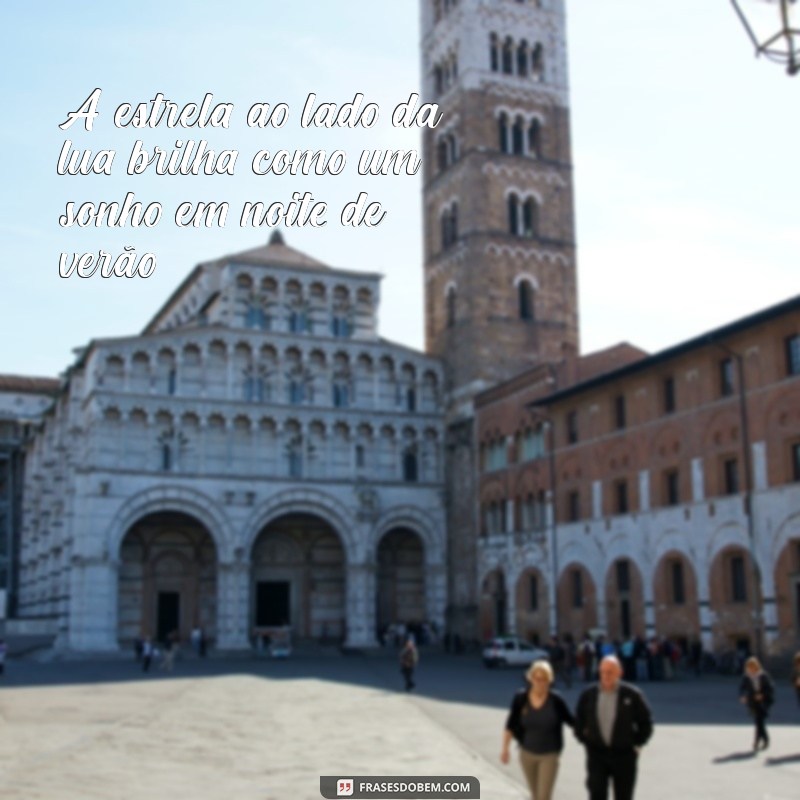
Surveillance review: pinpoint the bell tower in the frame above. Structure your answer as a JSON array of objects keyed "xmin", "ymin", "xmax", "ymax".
[
  {"xmin": 421, "ymin": 0, "xmax": 578, "ymax": 409},
  {"xmin": 421, "ymin": 0, "xmax": 579, "ymax": 642}
]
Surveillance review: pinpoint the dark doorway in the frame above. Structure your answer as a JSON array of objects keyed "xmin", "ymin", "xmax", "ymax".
[
  {"xmin": 157, "ymin": 591, "xmax": 180, "ymax": 643},
  {"xmin": 620, "ymin": 597, "xmax": 631, "ymax": 639},
  {"xmin": 256, "ymin": 581, "xmax": 290, "ymax": 627}
]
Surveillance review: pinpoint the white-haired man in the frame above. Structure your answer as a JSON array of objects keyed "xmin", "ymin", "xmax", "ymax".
[{"xmin": 574, "ymin": 655, "xmax": 653, "ymax": 800}]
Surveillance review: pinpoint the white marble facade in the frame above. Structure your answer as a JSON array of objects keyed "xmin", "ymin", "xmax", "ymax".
[{"xmin": 19, "ymin": 236, "xmax": 447, "ymax": 651}]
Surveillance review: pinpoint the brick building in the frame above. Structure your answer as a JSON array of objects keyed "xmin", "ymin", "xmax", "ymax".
[{"xmin": 475, "ymin": 297, "xmax": 800, "ymax": 656}]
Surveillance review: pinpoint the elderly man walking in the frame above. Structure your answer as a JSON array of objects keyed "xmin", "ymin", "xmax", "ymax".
[{"xmin": 574, "ymin": 655, "xmax": 653, "ymax": 800}]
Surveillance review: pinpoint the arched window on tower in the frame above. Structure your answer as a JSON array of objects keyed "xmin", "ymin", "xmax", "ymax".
[
  {"xmin": 437, "ymin": 139, "xmax": 448, "ymax": 172},
  {"xmin": 441, "ymin": 202, "xmax": 459, "ymax": 250},
  {"xmin": 508, "ymin": 193, "xmax": 520, "ymax": 236},
  {"xmin": 517, "ymin": 40, "xmax": 529, "ymax": 76},
  {"xmin": 512, "ymin": 116, "xmax": 525, "ymax": 155},
  {"xmin": 528, "ymin": 118, "xmax": 541, "ymax": 158},
  {"xmin": 498, "ymin": 112, "xmax": 509, "ymax": 153},
  {"xmin": 519, "ymin": 281, "xmax": 535, "ymax": 320},
  {"xmin": 446, "ymin": 286, "xmax": 457, "ymax": 328},
  {"xmin": 522, "ymin": 197, "xmax": 537, "ymax": 237},
  {"xmin": 434, "ymin": 65, "xmax": 443, "ymax": 96},
  {"xmin": 490, "ymin": 33, "xmax": 499, "ymax": 72},
  {"xmin": 532, "ymin": 43, "xmax": 544, "ymax": 81},
  {"xmin": 502, "ymin": 37, "xmax": 514, "ymax": 74}
]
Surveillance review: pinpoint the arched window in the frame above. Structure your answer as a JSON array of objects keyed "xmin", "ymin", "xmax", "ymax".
[
  {"xmin": 490, "ymin": 33, "xmax": 499, "ymax": 72},
  {"xmin": 446, "ymin": 286, "xmax": 457, "ymax": 328},
  {"xmin": 517, "ymin": 40, "xmax": 529, "ymax": 76},
  {"xmin": 532, "ymin": 43, "xmax": 544, "ymax": 80},
  {"xmin": 519, "ymin": 281, "xmax": 535, "ymax": 320},
  {"xmin": 522, "ymin": 198, "xmax": 537, "ymax": 237},
  {"xmin": 528, "ymin": 119, "xmax": 541, "ymax": 158},
  {"xmin": 512, "ymin": 116, "xmax": 525, "ymax": 155},
  {"xmin": 498, "ymin": 112, "xmax": 509, "ymax": 153},
  {"xmin": 437, "ymin": 139, "xmax": 448, "ymax": 171},
  {"xmin": 508, "ymin": 193, "xmax": 520, "ymax": 235},
  {"xmin": 502, "ymin": 38, "xmax": 514, "ymax": 74},
  {"xmin": 441, "ymin": 202, "xmax": 459, "ymax": 250},
  {"xmin": 434, "ymin": 65, "xmax": 443, "ymax": 96}
]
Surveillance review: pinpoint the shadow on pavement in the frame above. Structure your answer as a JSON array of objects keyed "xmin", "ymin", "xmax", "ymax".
[
  {"xmin": 2, "ymin": 650, "xmax": 798, "ymax": 728},
  {"xmin": 712, "ymin": 750, "xmax": 757, "ymax": 763},
  {"xmin": 765, "ymin": 753, "xmax": 800, "ymax": 766}
]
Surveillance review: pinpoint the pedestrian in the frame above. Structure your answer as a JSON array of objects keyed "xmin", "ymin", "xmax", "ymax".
[
  {"xmin": 738, "ymin": 656, "xmax": 774, "ymax": 751},
  {"xmin": 574, "ymin": 655, "xmax": 654, "ymax": 800},
  {"xmin": 161, "ymin": 630, "xmax": 179, "ymax": 672},
  {"xmin": 792, "ymin": 651, "xmax": 800, "ymax": 707},
  {"xmin": 399, "ymin": 637, "xmax": 418, "ymax": 691},
  {"xmin": 501, "ymin": 659, "xmax": 575, "ymax": 800},
  {"xmin": 141, "ymin": 636, "xmax": 153, "ymax": 673},
  {"xmin": 0, "ymin": 637, "xmax": 7, "ymax": 676}
]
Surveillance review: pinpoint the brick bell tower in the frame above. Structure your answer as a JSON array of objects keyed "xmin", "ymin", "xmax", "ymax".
[
  {"xmin": 421, "ymin": 0, "xmax": 579, "ymax": 408},
  {"xmin": 420, "ymin": 0, "xmax": 579, "ymax": 641}
]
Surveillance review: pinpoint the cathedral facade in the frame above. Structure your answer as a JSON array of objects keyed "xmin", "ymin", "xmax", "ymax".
[{"xmin": 18, "ymin": 236, "xmax": 446, "ymax": 650}]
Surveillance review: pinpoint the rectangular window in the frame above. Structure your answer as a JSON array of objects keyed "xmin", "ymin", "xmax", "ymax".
[
  {"xmin": 614, "ymin": 479, "xmax": 629, "ymax": 514},
  {"xmin": 566, "ymin": 411, "xmax": 578, "ymax": 444},
  {"xmin": 614, "ymin": 395, "xmax": 626, "ymax": 430},
  {"xmin": 793, "ymin": 443, "xmax": 800, "ymax": 482},
  {"xmin": 786, "ymin": 334, "xmax": 800, "ymax": 376},
  {"xmin": 663, "ymin": 376, "xmax": 675, "ymax": 414},
  {"xmin": 719, "ymin": 358, "xmax": 734, "ymax": 397},
  {"xmin": 665, "ymin": 469, "xmax": 679, "ymax": 506},
  {"xmin": 731, "ymin": 555, "xmax": 747, "ymax": 603},
  {"xmin": 671, "ymin": 561, "xmax": 686, "ymax": 605},
  {"xmin": 723, "ymin": 457, "xmax": 739, "ymax": 495},
  {"xmin": 567, "ymin": 490, "xmax": 580, "ymax": 522},
  {"xmin": 572, "ymin": 569, "xmax": 583, "ymax": 608},
  {"xmin": 529, "ymin": 575, "xmax": 538, "ymax": 611}
]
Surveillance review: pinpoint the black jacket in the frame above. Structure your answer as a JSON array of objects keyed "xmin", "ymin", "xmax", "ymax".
[
  {"xmin": 505, "ymin": 688, "xmax": 575, "ymax": 751},
  {"xmin": 739, "ymin": 672, "xmax": 774, "ymax": 712},
  {"xmin": 574, "ymin": 682, "xmax": 653, "ymax": 751}
]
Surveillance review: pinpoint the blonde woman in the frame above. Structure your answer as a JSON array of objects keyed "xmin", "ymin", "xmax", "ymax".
[
  {"xmin": 501, "ymin": 659, "xmax": 575, "ymax": 800},
  {"xmin": 738, "ymin": 656, "xmax": 775, "ymax": 751}
]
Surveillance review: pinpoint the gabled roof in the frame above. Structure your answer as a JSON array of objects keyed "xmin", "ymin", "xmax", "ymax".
[{"xmin": 215, "ymin": 231, "xmax": 330, "ymax": 271}]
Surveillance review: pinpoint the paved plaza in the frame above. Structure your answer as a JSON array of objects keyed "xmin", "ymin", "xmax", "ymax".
[{"xmin": 0, "ymin": 650, "xmax": 798, "ymax": 800}]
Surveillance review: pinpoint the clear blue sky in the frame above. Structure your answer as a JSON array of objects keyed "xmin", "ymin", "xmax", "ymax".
[{"xmin": 0, "ymin": 1, "xmax": 797, "ymax": 377}]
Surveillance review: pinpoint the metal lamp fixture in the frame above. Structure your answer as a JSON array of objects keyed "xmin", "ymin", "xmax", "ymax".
[{"xmin": 730, "ymin": 0, "xmax": 800, "ymax": 74}]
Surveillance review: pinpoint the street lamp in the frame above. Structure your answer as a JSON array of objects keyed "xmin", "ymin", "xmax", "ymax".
[{"xmin": 730, "ymin": 0, "xmax": 800, "ymax": 75}]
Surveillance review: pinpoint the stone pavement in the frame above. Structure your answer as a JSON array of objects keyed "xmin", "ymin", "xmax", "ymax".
[{"xmin": 0, "ymin": 651, "xmax": 797, "ymax": 800}]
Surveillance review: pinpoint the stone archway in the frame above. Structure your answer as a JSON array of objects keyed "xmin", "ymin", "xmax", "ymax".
[
  {"xmin": 652, "ymin": 550, "xmax": 700, "ymax": 647},
  {"xmin": 250, "ymin": 513, "xmax": 345, "ymax": 640},
  {"xmin": 772, "ymin": 537, "xmax": 800, "ymax": 655},
  {"xmin": 514, "ymin": 567, "xmax": 549, "ymax": 646},
  {"xmin": 118, "ymin": 511, "xmax": 217, "ymax": 646},
  {"xmin": 604, "ymin": 557, "xmax": 645, "ymax": 642},
  {"xmin": 375, "ymin": 527, "xmax": 426, "ymax": 635}
]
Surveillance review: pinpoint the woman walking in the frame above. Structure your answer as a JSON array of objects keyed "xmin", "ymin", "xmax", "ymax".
[
  {"xmin": 501, "ymin": 660, "xmax": 575, "ymax": 800},
  {"xmin": 739, "ymin": 656, "xmax": 775, "ymax": 751}
]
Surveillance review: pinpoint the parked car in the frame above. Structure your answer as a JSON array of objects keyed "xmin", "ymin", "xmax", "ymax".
[{"xmin": 482, "ymin": 636, "xmax": 549, "ymax": 668}]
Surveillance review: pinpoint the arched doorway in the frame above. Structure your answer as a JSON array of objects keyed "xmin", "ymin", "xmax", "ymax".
[
  {"xmin": 118, "ymin": 511, "xmax": 217, "ymax": 646},
  {"xmin": 604, "ymin": 557, "xmax": 645, "ymax": 642},
  {"xmin": 251, "ymin": 513, "xmax": 345, "ymax": 640},
  {"xmin": 709, "ymin": 544, "xmax": 757, "ymax": 654},
  {"xmin": 376, "ymin": 528, "xmax": 426, "ymax": 636},
  {"xmin": 653, "ymin": 550, "xmax": 700, "ymax": 649},
  {"xmin": 514, "ymin": 567, "xmax": 549, "ymax": 646}
]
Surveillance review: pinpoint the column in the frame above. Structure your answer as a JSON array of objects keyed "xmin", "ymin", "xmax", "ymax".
[
  {"xmin": 216, "ymin": 559, "xmax": 251, "ymax": 650},
  {"xmin": 345, "ymin": 562, "xmax": 378, "ymax": 647},
  {"xmin": 68, "ymin": 555, "xmax": 120, "ymax": 652}
]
